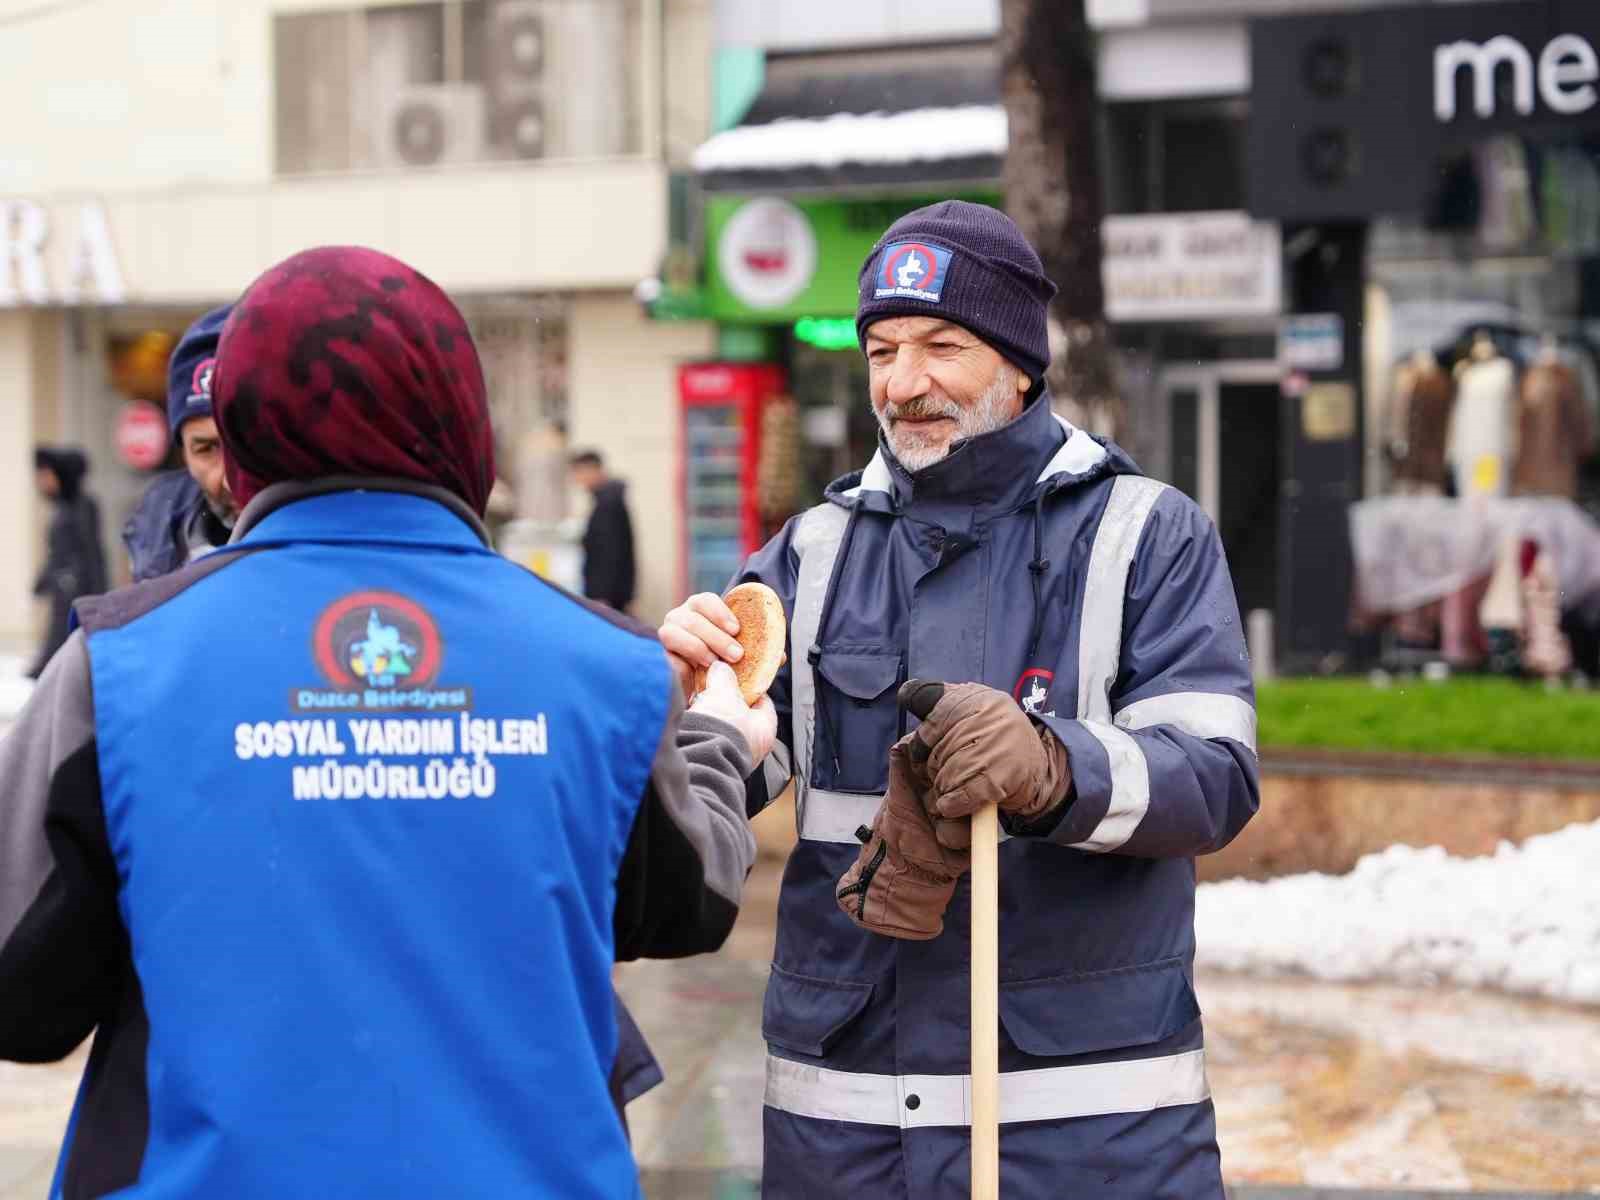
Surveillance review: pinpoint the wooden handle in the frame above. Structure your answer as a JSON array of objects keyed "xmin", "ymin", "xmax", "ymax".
[{"xmin": 970, "ymin": 802, "xmax": 1000, "ymax": 1199}]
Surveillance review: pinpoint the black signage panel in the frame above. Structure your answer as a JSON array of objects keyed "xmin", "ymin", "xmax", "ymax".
[{"xmin": 1249, "ymin": 0, "xmax": 1600, "ymax": 221}]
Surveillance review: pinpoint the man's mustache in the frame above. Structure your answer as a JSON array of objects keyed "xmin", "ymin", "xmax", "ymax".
[{"xmin": 884, "ymin": 398, "xmax": 961, "ymax": 423}]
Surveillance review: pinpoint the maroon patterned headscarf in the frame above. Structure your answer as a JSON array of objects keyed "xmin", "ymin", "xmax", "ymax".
[{"xmin": 213, "ymin": 246, "xmax": 495, "ymax": 515}]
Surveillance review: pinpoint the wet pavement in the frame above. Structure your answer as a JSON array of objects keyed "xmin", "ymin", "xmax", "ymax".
[{"xmin": 2, "ymin": 853, "xmax": 1596, "ymax": 1197}]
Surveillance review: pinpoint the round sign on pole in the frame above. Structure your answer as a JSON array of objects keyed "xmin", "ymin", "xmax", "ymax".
[
  {"xmin": 115, "ymin": 401, "xmax": 169, "ymax": 471},
  {"xmin": 718, "ymin": 198, "xmax": 818, "ymax": 310}
]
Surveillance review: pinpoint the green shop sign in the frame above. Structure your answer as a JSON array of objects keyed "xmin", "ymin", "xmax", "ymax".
[{"xmin": 705, "ymin": 192, "xmax": 999, "ymax": 324}]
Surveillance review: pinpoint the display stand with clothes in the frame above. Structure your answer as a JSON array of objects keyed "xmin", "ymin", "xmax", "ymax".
[
  {"xmin": 1437, "ymin": 333, "xmax": 1517, "ymax": 665},
  {"xmin": 1447, "ymin": 330, "xmax": 1518, "ymax": 499},
  {"xmin": 1385, "ymin": 351, "xmax": 1455, "ymax": 650},
  {"xmin": 1513, "ymin": 338, "xmax": 1595, "ymax": 499},
  {"xmin": 1387, "ymin": 349, "xmax": 1455, "ymax": 495}
]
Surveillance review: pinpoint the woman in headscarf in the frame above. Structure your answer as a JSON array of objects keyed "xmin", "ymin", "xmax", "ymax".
[{"xmin": 30, "ymin": 446, "xmax": 107, "ymax": 676}]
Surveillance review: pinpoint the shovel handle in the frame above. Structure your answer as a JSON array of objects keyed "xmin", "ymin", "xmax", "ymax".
[{"xmin": 970, "ymin": 801, "xmax": 1000, "ymax": 1198}]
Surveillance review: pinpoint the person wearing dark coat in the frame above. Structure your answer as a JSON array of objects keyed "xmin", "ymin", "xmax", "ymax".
[
  {"xmin": 661, "ymin": 202, "xmax": 1258, "ymax": 1198},
  {"xmin": 122, "ymin": 306, "xmax": 237, "ymax": 581},
  {"xmin": 572, "ymin": 450, "xmax": 637, "ymax": 611},
  {"xmin": 30, "ymin": 447, "xmax": 107, "ymax": 677}
]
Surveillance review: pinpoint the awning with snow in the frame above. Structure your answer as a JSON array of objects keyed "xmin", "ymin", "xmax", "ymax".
[{"xmin": 693, "ymin": 45, "xmax": 1005, "ymax": 192}]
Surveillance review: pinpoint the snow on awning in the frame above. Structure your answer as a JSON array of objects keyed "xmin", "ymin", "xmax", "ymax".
[{"xmin": 691, "ymin": 104, "xmax": 1007, "ymax": 176}]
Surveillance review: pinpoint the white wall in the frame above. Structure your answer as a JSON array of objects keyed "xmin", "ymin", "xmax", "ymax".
[
  {"xmin": 0, "ymin": 0, "xmax": 674, "ymax": 302},
  {"xmin": 715, "ymin": 0, "xmax": 997, "ymax": 50},
  {"xmin": 665, "ymin": 0, "xmax": 714, "ymax": 166},
  {"xmin": 568, "ymin": 294, "xmax": 716, "ymax": 624},
  {"xmin": 102, "ymin": 160, "xmax": 670, "ymax": 304},
  {"xmin": 0, "ymin": 1, "xmax": 272, "ymax": 194}
]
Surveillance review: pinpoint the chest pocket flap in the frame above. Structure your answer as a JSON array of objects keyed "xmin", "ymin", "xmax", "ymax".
[
  {"xmin": 812, "ymin": 650, "xmax": 903, "ymax": 793},
  {"xmin": 814, "ymin": 651, "xmax": 901, "ymax": 702}
]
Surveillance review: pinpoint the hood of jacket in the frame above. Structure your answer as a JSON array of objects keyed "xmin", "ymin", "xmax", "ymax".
[{"xmin": 36, "ymin": 447, "xmax": 90, "ymax": 502}]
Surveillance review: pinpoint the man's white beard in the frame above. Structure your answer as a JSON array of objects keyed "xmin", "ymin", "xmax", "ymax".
[{"xmin": 876, "ymin": 365, "xmax": 1020, "ymax": 473}]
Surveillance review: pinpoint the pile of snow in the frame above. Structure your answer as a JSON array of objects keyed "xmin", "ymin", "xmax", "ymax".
[
  {"xmin": 1196, "ymin": 821, "xmax": 1600, "ymax": 1007},
  {"xmin": 0, "ymin": 653, "xmax": 33, "ymax": 724},
  {"xmin": 692, "ymin": 105, "xmax": 1006, "ymax": 174}
]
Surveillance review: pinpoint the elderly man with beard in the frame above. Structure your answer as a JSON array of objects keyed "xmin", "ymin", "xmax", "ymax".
[{"xmin": 660, "ymin": 201, "xmax": 1259, "ymax": 1198}]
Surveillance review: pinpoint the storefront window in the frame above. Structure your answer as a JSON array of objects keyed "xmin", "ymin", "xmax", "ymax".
[{"xmin": 1369, "ymin": 133, "xmax": 1600, "ymax": 519}]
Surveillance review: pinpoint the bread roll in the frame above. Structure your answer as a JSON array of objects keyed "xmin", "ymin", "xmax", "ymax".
[{"xmin": 693, "ymin": 582, "xmax": 787, "ymax": 706}]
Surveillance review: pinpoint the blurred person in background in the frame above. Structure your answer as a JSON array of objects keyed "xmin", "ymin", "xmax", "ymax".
[
  {"xmin": 0, "ymin": 246, "xmax": 768, "ymax": 1198},
  {"xmin": 122, "ymin": 306, "xmax": 239, "ymax": 581},
  {"xmin": 29, "ymin": 446, "xmax": 106, "ymax": 677},
  {"xmin": 571, "ymin": 449, "xmax": 637, "ymax": 612}
]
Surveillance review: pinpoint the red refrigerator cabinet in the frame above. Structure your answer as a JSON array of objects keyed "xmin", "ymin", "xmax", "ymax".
[{"xmin": 678, "ymin": 361, "xmax": 787, "ymax": 597}]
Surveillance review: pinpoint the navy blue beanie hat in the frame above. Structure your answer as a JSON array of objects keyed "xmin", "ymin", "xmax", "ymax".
[
  {"xmin": 855, "ymin": 200, "xmax": 1057, "ymax": 384},
  {"xmin": 167, "ymin": 304, "xmax": 232, "ymax": 438}
]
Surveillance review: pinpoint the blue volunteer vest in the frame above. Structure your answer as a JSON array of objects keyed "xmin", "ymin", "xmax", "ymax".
[{"xmin": 73, "ymin": 490, "xmax": 668, "ymax": 1198}]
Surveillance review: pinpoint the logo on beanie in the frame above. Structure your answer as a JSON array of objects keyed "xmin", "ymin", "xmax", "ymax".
[
  {"xmin": 186, "ymin": 358, "xmax": 215, "ymax": 406},
  {"xmin": 295, "ymin": 590, "xmax": 471, "ymax": 712},
  {"xmin": 875, "ymin": 242, "xmax": 953, "ymax": 303}
]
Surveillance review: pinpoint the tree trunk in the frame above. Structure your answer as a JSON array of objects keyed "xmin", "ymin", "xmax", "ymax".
[{"xmin": 999, "ymin": 0, "xmax": 1122, "ymax": 437}]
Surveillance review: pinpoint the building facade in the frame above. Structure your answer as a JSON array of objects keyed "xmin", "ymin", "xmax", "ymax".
[{"xmin": 0, "ymin": 0, "xmax": 717, "ymax": 648}]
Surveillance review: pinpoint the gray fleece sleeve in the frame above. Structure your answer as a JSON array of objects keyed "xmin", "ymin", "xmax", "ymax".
[
  {"xmin": 612, "ymin": 683, "xmax": 757, "ymax": 961},
  {"xmin": 0, "ymin": 632, "xmax": 125, "ymax": 1062}
]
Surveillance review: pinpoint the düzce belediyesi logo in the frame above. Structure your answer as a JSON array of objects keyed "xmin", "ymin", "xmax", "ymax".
[
  {"xmin": 296, "ymin": 590, "xmax": 470, "ymax": 712},
  {"xmin": 874, "ymin": 241, "xmax": 953, "ymax": 303}
]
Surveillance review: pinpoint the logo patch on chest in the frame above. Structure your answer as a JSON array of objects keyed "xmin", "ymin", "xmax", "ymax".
[{"xmin": 1013, "ymin": 668, "xmax": 1054, "ymax": 717}]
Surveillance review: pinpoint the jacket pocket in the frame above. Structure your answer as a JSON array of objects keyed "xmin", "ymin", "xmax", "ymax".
[
  {"xmin": 811, "ymin": 648, "xmax": 903, "ymax": 794},
  {"xmin": 762, "ymin": 963, "xmax": 875, "ymax": 1058},
  {"xmin": 998, "ymin": 956, "xmax": 1200, "ymax": 1059}
]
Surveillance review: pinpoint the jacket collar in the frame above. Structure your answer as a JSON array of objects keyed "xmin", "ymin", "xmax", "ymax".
[
  {"xmin": 231, "ymin": 477, "xmax": 492, "ymax": 550},
  {"xmin": 833, "ymin": 391, "xmax": 1112, "ymax": 517}
]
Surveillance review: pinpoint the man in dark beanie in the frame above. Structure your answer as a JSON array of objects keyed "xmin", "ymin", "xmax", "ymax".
[
  {"xmin": 121, "ymin": 305, "xmax": 238, "ymax": 581},
  {"xmin": 0, "ymin": 245, "xmax": 772, "ymax": 1197},
  {"xmin": 662, "ymin": 201, "xmax": 1258, "ymax": 1197}
]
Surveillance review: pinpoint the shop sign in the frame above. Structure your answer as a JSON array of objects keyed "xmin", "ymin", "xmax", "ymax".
[
  {"xmin": 717, "ymin": 198, "xmax": 817, "ymax": 310},
  {"xmin": 1278, "ymin": 313, "xmax": 1344, "ymax": 372},
  {"xmin": 1250, "ymin": 1, "xmax": 1600, "ymax": 222},
  {"xmin": 1102, "ymin": 211, "xmax": 1281, "ymax": 322},
  {"xmin": 114, "ymin": 401, "xmax": 169, "ymax": 471},
  {"xmin": 704, "ymin": 190, "xmax": 1001, "ymax": 323},
  {"xmin": 0, "ymin": 199, "xmax": 125, "ymax": 307}
]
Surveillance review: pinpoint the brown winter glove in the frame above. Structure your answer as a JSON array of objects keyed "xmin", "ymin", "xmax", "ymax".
[
  {"xmin": 835, "ymin": 736, "xmax": 970, "ymax": 940},
  {"xmin": 901, "ymin": 679, "xmax": 1073, "ymax": 849}
]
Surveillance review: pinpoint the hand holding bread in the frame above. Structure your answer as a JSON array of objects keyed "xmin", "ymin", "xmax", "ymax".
[
  {"xmin": 664, "ymin": 583, "xmax": 787, "ymax": 765},
  {"xmin": 660, "ymin": 584, "xmax": 786, "ymax": 704}
]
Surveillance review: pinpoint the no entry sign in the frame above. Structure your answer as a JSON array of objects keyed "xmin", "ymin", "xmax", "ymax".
[{"xmin": 115, "ymin": 401, "xmax": 168, "ymax": 471}]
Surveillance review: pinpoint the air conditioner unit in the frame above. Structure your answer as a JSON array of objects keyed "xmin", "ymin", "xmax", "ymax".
[
  {"xmin": 377, "ymin": 84, "xmax": 488, "ymax": 169},
  {"xmin": 486, "ymin": 0, "xmax": 626, "ymax": 160}
]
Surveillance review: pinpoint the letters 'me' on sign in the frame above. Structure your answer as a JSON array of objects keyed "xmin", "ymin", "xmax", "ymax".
[
  {"xmin": 0, "ymin": 200, "xmax": 126, "ymax": 307},
  {"xmin": 1248, "ymin": 1, "xmax": 1600, "ymax": 222},
  {"xmin": 1435, "ymin": 33, "xmax": 1599, "ymax": 123}
]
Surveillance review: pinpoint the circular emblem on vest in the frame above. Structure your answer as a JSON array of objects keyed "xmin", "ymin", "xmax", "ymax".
[{"xmin": 313, "ymin": 590, "xmax": 444, "ymax": 690}]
